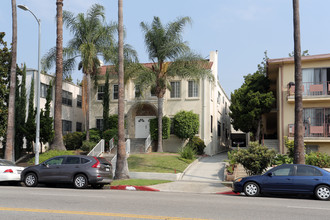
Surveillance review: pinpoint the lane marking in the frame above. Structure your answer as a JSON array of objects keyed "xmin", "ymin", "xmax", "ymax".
[
  {"xmin": 288, "ymin": 206, "xmax": 330, "ymax": 211},
  {"xmin": 0, "ymin": 207, "xmax": 208, "ymax": 220}
]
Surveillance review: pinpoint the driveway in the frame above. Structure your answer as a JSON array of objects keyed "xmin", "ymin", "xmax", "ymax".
[{"xmin": 151, "ymin": 152, "xmax": 231, "ymax": 193}]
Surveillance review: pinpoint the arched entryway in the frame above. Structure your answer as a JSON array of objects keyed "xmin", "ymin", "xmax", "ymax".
[{"xmin": 126, "ymin": 102, "xmax": 157, "ymax": 138}]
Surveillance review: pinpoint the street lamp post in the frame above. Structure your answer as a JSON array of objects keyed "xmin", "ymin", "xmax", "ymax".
[{"xmin": 18, "ymin": 5, "xmax": 41, "ymax": 165}]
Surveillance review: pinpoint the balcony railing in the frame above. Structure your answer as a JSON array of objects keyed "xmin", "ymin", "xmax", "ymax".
[
  {"xmin": 288, "ymin": 124, "xmax": 330, "ymax": 138},
  {"xmin": 287, "ymin": 81, "xmax": 330, "ymax": 97}
]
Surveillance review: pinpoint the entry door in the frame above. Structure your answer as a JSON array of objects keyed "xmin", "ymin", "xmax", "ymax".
[{"xmin": 135, "ymin": 116, "xmax": 155, "ymax": 138}]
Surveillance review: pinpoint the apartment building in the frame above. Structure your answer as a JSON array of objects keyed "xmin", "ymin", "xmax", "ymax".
[
  {"xmin": 90, "ymin": 51, "xmax": 231, "ymax": 155},
  {"xmin": 263, "ymin": 54, "xmax": 330, "ymax": 154}
]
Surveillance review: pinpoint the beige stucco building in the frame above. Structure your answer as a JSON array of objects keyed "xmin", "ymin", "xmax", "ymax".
[
  {"xmin": 263, "ymin": 53, "xmax": 330, "ymax": 155},
  {"xmin": 90, "ymin": 51, "xmax": 231, "ymax": 155}
]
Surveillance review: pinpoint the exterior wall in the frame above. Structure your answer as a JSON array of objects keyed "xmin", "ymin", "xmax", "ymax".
[
  {"xmin": 26, "ymin": 69, "xmax": 84, "ymax": 136},
  {"xmin": 266, "ymin": 55, "xmax": 330, "ymax": 154},
  {"xmin": 90, "ymin": 51, "xmax": 231, "ymax": 155}
]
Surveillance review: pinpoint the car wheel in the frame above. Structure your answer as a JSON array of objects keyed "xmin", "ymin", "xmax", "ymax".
[
  {"xmin": 24, "ymin": 173, "xmax": 38, "ymax": 187},
  {"xmin": 244, "ymin": 182, "xmax": 260, "ymax": 197},
  {"xmin": 92, "ymin": 184, "xmax": 104, "ymax": 189},
  {"xmin": 74, "ymin": 174, "xmax": 88, "ymax": 189},
  {"xmin": 314, "ymin": 185, "xmax": 330, "ymax": 200}
]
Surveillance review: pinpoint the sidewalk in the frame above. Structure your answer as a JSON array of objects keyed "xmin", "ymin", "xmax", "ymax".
[{"xmin": 148, "ymin": 152, "xmax": 232, "ymax": 193}]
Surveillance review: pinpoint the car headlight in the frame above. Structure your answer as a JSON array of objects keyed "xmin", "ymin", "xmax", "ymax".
[{"xmin": 235, "ymin": 178, "xmax": 243, "ymax": 182}]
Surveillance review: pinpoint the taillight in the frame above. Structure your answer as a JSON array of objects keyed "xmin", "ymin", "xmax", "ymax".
[
  {"xmin": 92, "ymin": 157, "xmax": 100, "ymax": 168},
  {"xmin": 4, "ymin": 169, "xmax": 13, "ymax": 173}
]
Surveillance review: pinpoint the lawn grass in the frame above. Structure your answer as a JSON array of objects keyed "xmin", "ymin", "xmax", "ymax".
[
  {"xmin": 127, "ymin": 153, "xmax": 196, "ymax": 173},
  {"xmin": 111, "ymin": 179, "xmax": 171, "ymax": 186}
]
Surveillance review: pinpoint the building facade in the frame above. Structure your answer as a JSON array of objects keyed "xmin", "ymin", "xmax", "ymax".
[
  {"xmin": 90, "ymin": 51, "xmax": 231, "ymax": 155},
  {"xmin": 263, "ymin": 54, "xmax": 330, "ymax": 154}
]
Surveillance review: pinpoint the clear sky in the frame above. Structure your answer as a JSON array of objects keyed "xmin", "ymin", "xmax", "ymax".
[{"xmin": 1, "ymin": 0, "xmax": 330, "ymax": 96}]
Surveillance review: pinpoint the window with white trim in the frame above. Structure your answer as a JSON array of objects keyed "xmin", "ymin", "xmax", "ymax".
[
  {"xmin": 188, "ymin": 80, "xmax": 198, "ymax": 97},
  {"xmin": 170, "ymin": 81, "xmax": 181, "ymax": 98},
  {"xmin": 97, "ymin": 85, "xmax": 105, "ymax": 101}
]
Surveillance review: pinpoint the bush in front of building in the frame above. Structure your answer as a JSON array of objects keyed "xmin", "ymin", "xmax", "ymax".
[
  {"xmin": 86, "ymin": 128, "xmax": 101, "ymax": 143},
  {"xmin": 103, "ymin": 128, "xmax": 118, "ymax": 147},
  {"xmin": 178, "ymin": 146, "xmax": 196, "ymax": 160},
  {"xmin": 150, "ymin": 116, "xmax": 171, "ymax": 140},
  {"xmin": 81, "ymin": 140, "xmax": 98, "ymax": 152},
  {"xmin": 173, "ymin": 110, "xmax": 199, "ymax": 140},
  {"xmin": 186, "ymin": 136, "xmax": 206, "ymax": 155},
  {"xmin": 63, "ymin": 132, "xmax": 84, "ymax": 150},
  {"xmin": 305, "ymin": 152, "xmax": 330, "ymax": 168},
  {"xmin": 231, "ymin": 142, "xmax": 276, "ymax": 175}
]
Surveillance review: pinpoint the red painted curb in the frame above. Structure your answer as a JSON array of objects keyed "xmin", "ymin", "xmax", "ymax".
[
  {"xmin": 216, "ymin": 191, "xmax": 240, "ymax": 195},
  {"xmin": 110, "ymin": 185, "xmax": 160, "ymax": 191}
]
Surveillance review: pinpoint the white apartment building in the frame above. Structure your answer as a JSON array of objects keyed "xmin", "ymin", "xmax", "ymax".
[{"xmin": 90, "ymin": 51, "xmax": 231, "ymax": 155}]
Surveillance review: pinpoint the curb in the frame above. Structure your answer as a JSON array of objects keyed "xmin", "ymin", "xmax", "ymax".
[
  {"xmin": 216, "ymin": 191, "xmax": 240, "ymax": 195},
  {"xmin": 178, "ymin": 156, "xmax": 203, "ymax": 180},
  {"xmin": 110, "ymin": 185, "xmax": 160, "ymax": 191}
]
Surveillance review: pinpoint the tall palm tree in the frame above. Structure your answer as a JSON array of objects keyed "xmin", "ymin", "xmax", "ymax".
[
  {"xmin": 43, "ymin": 4, "xmax": 115, "ymax": 141},
  {"xmin": 136, "ymin": 16, "xmax": 213, "ymax": 152},
  {"xmin": 114, "ymin": 0, "xmax": 129, "ymax": 179},
  {"xmin": 293, "ymin": 0, "xmax": 305, "ymax": 164},
  {"xmin": 5, "ymin": 0, "xmax": 18, "ymax": 161},
  {"xmin": 51, "ymin": 0, "xmax": 66, "ymax": 150}
]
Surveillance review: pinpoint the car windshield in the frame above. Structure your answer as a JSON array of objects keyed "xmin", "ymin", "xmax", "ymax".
[
  {"xmin": 97, "ymin": 157, "xmax": 111, "ymax": 165},
  {"xmin": 0, "ymin": 159, "xmax": 16, "ymax": 166}
]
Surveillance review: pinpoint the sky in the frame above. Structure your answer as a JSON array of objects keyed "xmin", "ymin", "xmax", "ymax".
[{"xmin": 1, "ymin": 0, "xmax": 330, "ymax": 96}]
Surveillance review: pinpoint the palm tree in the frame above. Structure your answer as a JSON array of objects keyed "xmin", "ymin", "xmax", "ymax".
[
  {"xmin": 5, "ymin": 0, "xmax": 18, "ymax": 161},
  {"xmin": 50, "ymin": 0, "xmax": 66, "ymax": 150},
  {"xmin": 114, "ymin": 0, "xmax": 129, "ymax": 179},
  {"xmin": 43, "ymin": 4, "xmax": 115, "ymax": 141},
  {"xmin": 293, "ymin": 0, "xmax": 305, "ymax": 164},
  {"xmin": 136, "ymin": 16, "xmax": 213, "ymax": 152}
]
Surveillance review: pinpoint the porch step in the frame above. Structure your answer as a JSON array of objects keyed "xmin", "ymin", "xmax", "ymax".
[
  {"xmin": 130, "ymin": 138, "xmax": 146, "ymax": 154},
  {"xmin": 263, "ymin": 139, "xmax": 279, "ymax": 153}
]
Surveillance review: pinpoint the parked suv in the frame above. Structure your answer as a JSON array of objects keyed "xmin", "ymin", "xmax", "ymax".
[{"xmin": 21, "ymin": 155, "xmax": 112, "ymax": 189}]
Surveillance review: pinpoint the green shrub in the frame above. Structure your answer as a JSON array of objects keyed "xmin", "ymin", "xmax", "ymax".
[
  {"xmin": 86, "ymin": 129, "xmax": 101, "ymax": 143},
  {"xmin": 186, "ymin": 136, "xmax": 206, "ymax": 155},
  {"xmin": 272, "ymin": 154, "xmax": 293, "ymax": 166},
  {"xmin": 63, "ymin": 132, "xmax": 84, "ymax": 150},
  {"xmin": 150, "ymin": 116, "xmax": 171, "ymax": 140},
  {"xmin": 81, "ymin": 141, "xmax": 97, "ymax": 152},
  {"xmin": 306, "ymin": 152, "xmax": 330, "ymax": 168},
  {"xmin": 284, "ymin": 136, "xmax": 295, "ymax": 159},
  {"xmin": 231, "ymin": 142, "xmax": 276, "ymax": 175},
  {"xmin": 178, "ymin": 146, "xmax": 196, "ymax": 160},
  {"xmin": 107, "ymin": 114, "xmax": 118, "ymax": 130},
  {"xmin": 173, "ymin": 111, "xmax": 199, "ymax": 140},
  {"xmin": 103, "ymin": 128, "xmax": 118, "ymax": 146},
  {"xmin": 28, "ymin": 150, "xmax": 76, "ymax": 165}
]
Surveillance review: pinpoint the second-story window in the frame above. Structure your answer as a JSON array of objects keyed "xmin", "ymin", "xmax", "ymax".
[
  {"xmin": 217, "ymin": 92, "xmax": 221, "ymax": 104},
  {"xmin": 62, "ymin": 120, "xmax": 72, "ymax": 134},
  {"xmin": 77, "ymin": 95, "xmax": 82, "ymax": 108},
  {"xmin": 113, "ymin": 85, "xmax": 118, "ymax": 100},
  {"xmin": 41, "ymin": 83, "xmax": 50, "ymax": 98},
  {"xmin": 135, "ymin": 85, "xmax": 141, "ymax": 98},
  {"xmin": 97, "ymin": 85, "xmax": 105, "ymax": 101},
  {"xmin": 188, "ymin": 80, "xmax": 199, "ymax": 97},
  {"xmin": 62, "ymin": 90, "xmax": 72, "ymax": 106},
  {"xmin": 170, "ymin": 81, "xmax": 181, "ymax": 98}
]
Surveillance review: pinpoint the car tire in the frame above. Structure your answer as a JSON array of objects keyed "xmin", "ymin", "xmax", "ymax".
[
  {"xmin": 244, "ymin": 182, "xmax": 260, "ymax": 197},
  {"xmin": 314, "ymin": 185, "xmax": 330, "ymax": 201},
  {"xmin": 24, "ymin": 173, "xmax": 38, "ymax": 187},
  {"xmin": 74, "ymin": 174, "xmax": 88, "ymax": 189},
  {"xmin": 92, "ymin": 184, "xmax": 104, "ymax": 189}
]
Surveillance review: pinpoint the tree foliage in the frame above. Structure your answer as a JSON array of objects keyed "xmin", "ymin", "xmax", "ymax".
[
  {"xmin": 25, "ymin": 78, "xmax": 36, "ymax": 152},
  {"xmin": 40, "ymin": 82, "xmax": 54, "ymax": 151},
  {"xmin": 134, "ymin": 16, "xmax": 213, "ymax": 152},
  {"xmin": 173, "ymin": 110, "xmax": 199, "ymax": 140},
  {"xmin": 230, "ymin": 72, "xmax": 275, "ymax": 141},
  {"xmin": 14, "ymin": 64, "xmax": 26, "ymax": 159},
  {"xmin": 150, "ymin": 116, "xmax": 170, "ymax": 140},
  {"xmin": 0, "ymin": 32, "xmax": 10, "ymax": 151}
]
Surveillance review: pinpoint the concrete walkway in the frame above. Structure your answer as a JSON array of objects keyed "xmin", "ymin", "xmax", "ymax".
[{"xmin": 151, "ymin": 152, "xmax": 232, "ymax": 193}]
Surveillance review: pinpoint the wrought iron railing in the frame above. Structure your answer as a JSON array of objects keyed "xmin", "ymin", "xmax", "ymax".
[
  {"xmin": 288, "ymin": 81, "xmax": 330, "ymax": 97},
  {"xmin": 288, "ymin": 124, "xmax": 330, "ymax": 138}
]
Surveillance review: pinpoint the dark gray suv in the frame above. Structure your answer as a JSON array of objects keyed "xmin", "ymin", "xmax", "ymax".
[{"xmin": 21, "ymin": 155, "xmax": 113, "ymax": 189}]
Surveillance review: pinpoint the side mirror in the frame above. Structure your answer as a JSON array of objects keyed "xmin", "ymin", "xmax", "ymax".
[
  {"xmin": 42, "ymin": 163, "xmax": 49, "ymax": 168},
  {"xmin": 267, "ymin": 172, "xmax": 273, "ymax": 177}
]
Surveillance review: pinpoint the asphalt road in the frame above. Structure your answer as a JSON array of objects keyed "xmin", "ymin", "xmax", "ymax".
[{"xmin": 0, "ymin": 185, "xmax": 330, "ymax": 220}]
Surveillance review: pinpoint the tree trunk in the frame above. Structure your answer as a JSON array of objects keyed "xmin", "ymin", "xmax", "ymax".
[
  {"xmin": 255, "ymin": 119, "xmax": 261, "ymax": 143},
  {"xmin": 293, "ymin": 0, "xmax": 305, "ymax": 164},
  {"xmin": 5, "ymin": 0, "xmax": 18, "ymax": 161},
  {"xmin": 51, "ymin": 0, "xmax": 66, "ymax": 150},
  {"xmin": 85, "ymin": 73, "xmax": 90, "ymax": 141},
  {"xmin": 115, "ymin": 0, "xmax": 129, "ymax": 179},
  {"xmin": 157, "ymin": 96, "xmax": 164, "ymax": 152}
]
